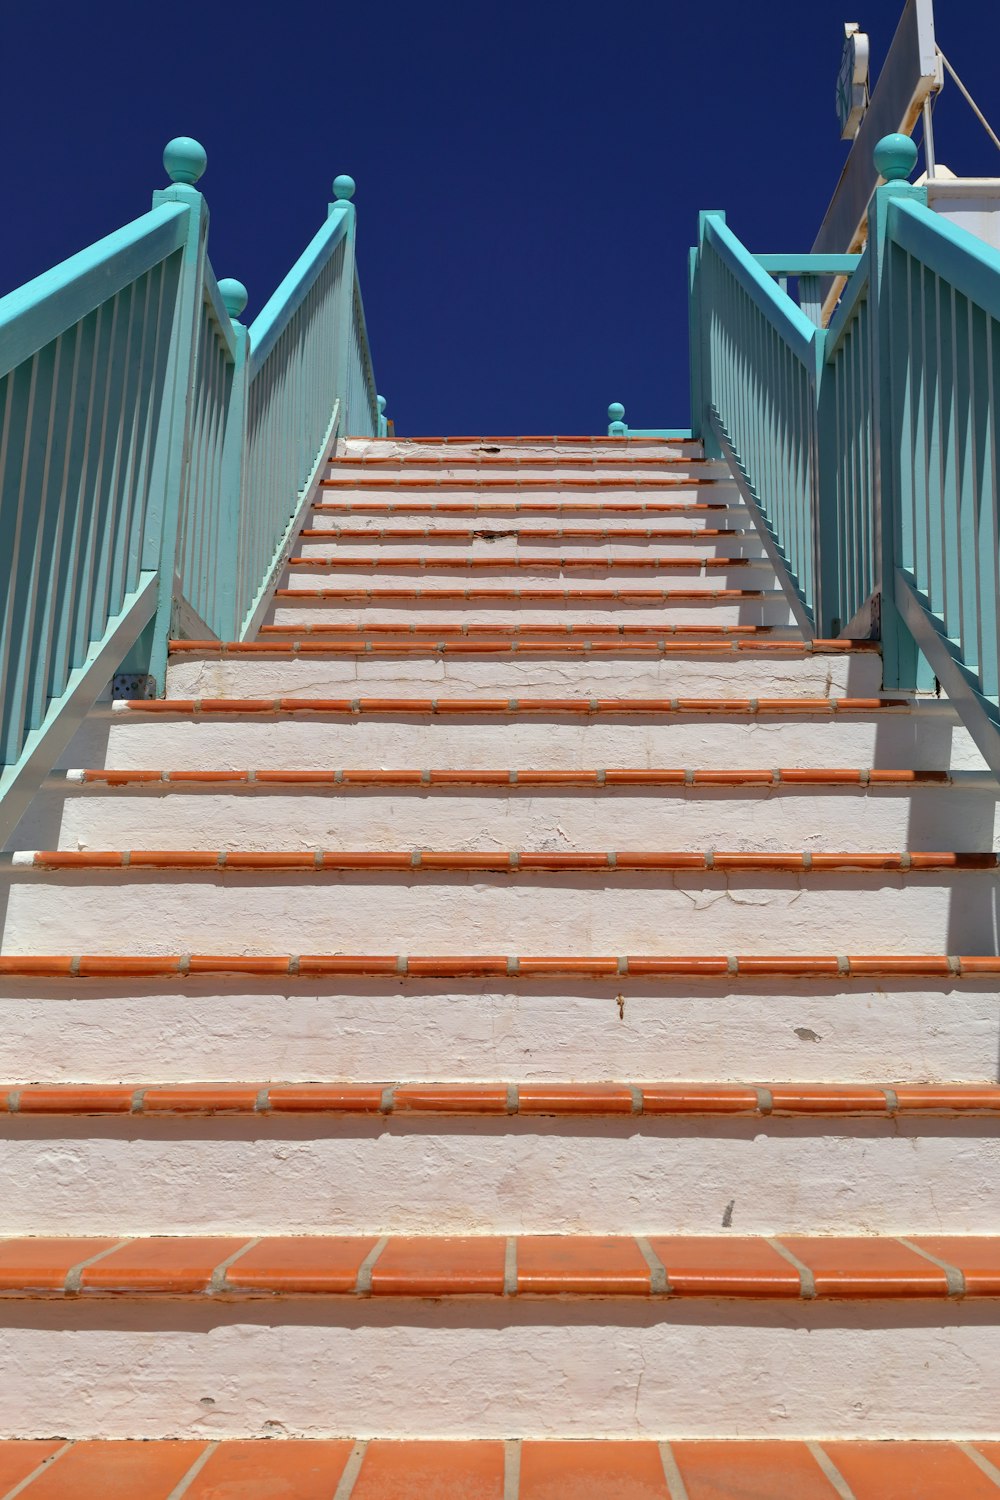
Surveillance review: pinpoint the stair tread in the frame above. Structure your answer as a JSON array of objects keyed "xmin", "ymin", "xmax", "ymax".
[
  {"xmin": 61, "ymin": 767, "xmax": 965, "ymax": 787},
  {"xmin": 5, "ymin": 1437, "xmax": 997, "ymax": 1499},
  {"xmin": 4, "ymin": 1081, "xmax": 999, "ymax": 1117},
  {"xmin": 0, "ymin": 1231, "xmax": 998, "ymax": 1299},
  {"xmin": 312, "ymin": 499, "xmax": 736, "ymax": 512},
  {"xmin": 114, "ymin": 694, "xmax": 911, "ymax": 717},
  {"xmin": 285, "ymin": 553, "xmax": 758, "ymax": 569},
  {"xmin": 168, "ymin": 640, "xmax": 869, "ymax": 658},
  {"xmin": 14, "ymin": 848, "xmax": 998, "ymax": 873},
  {"xmin": 0, "ymin": 953, "xmax": 996, "ymax": 978}
]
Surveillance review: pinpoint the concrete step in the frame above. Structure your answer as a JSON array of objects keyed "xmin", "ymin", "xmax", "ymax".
[
  {"xmin": 1, "ymin": 964, "xmax": 995, "ymax": 1082},
  {"xmin": 0, "ymin": 1438, "xmax": 998, "ymax": 1496},
  {"xmin": 0, "ymin": 1234, "xmax": 998, "ymax": 1439},
  {"xmin": 27, "ymin": 768, "xmax": 1000, "ymax": 853},
  {"xmin": 3, "ymin": 853, "xmax": 999, "ymax": 954},
  {"xmin": 89, "ymin": 697, "xmax": 985, "ymax": 775},
  {"xmin": 2, "ymin": 1091, "xmax": 999, "ymax": 1235},
  {"xmin": 162, "ymin": 645, "xmax": 880, "ymax": 701}
]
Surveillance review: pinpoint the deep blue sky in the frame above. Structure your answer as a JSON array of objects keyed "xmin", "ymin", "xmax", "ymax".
[{"xmin": 4, "ymin": 0, "xmax": 999, "ymax": 434}]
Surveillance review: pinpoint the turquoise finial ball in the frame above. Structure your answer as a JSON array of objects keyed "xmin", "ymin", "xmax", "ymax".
[
  {"xmin": 608, "ymin": 402, "xmax": 626, "ymax": 423},
  {"xmin": 874, "ymin": 133, "xmax": 918, "ymax": 183},
  {"xmin": 333, "ymin": 174, "xmax": 356, "ymax": 201},
  {"xmin": 218, "ymin": 279, "xmax": 249, "ymax": 320},
  {"xmin": 377, "ymin": 395, "xmax": 387, "ymax": 414},
  {"xmin": 163, "ymin": 137, "xmax": 208, "ymax": 186}
]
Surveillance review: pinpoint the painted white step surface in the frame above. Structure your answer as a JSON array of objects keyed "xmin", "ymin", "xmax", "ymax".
[
  {"xmin": 3, "ymin": 1116, "xmax": 998, "ymax": 1236},
  {"xmin": 1, "ymin": 976, "xmax": 996, "ymax": 1082},
  {"xmin": 306, "ymin": 503, "xmax": 754, "ymax": 529},
  {"xmin": 268, "ymin": 598, "xmax": 797, "ymax": 629},
  {"xmin": 163, "ymin": 651, "xmax": 880, "ymax": 700},
  {"xmin": 4, "ymin": 864, "xmax": 998, "ymax": 954},
  {"xmin": 1, "ymin": 1312, "xmax": 997, "ymax": 1439},
  {"xmin": 279, "ymin": 566, "xmax": 781, "ymax": 592},
  {"xmin": 93, "ymin": 704, "xmax": 986, "ymax": 774},
  {"xmin": 28, "ymin": 778, "xmax": 1000, "ymax": 853},
  {"xmin": 293, "ymin": 538, "xmax": 767, "ymax": 564}
]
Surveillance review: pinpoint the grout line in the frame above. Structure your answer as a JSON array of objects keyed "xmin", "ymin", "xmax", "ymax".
[
  {"xmin": 211, "ymin": 1237, "xmax": 261, "ymax": 1293},
  {"xmin": 332, "ymin": 1440, "xmax": 369, "ymax": 1500},
  {"xmin": 658, "ymin": 1442, "xmax": 691, "ymax": 1500},
  {"xmin": 64, "ymin": 1240, "xmax": 131, "ymax": 1294},
  {"xmin": 355, "ymin": 1237, "xmax": 389, "ymax": 1296},
  {"xmin": 897, "ymin": 1237, "xmax": 966, "ymax": 1297},
  {"xmin": 0, "ymin": 1440, "xmax": 75, "ymax": 1500},
  {"xmin": 958, "ymin": 1442, "xmax": 1000, "ymax": 1489},
  {"xmin": 766, "ymin": 1238, "xmax": 816, "ymax": 1298},
  {"xmin": 165, "ymin": 1440, "xmax": 220, "ymax": 1499},
  {"xmin": 503, "ymin": 1438, "xmax": 521, "ymax": 1500},
  {"xmin": 807, "ymin": 1441, "xmax": 859, "ymax": 1499},
  {"xmin": 635, "ymin": 1236, "xmax": 670, "ymax": 1295},
  {"xmin": 504, "ymin": 1238, "xmax": 518, "ymax": 1297}
]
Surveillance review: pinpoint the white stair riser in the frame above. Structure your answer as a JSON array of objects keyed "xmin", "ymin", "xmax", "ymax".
[
  {"xmin": 2, "ymin": 981, "xmax": 994, "ymax": 1082},
  {"xmin": 4, "ymin": 870, "xmax": 997, "ymax": 954},
  {"xmin": 1, "ymin": 1312, "xmax": 997, "ymax": 1439},
  {"xmin": 268, "ymin": 601, "xmax": 797, "ymax": 628},
  {"xmin": 96, "ymin": 711, "xmax": 986, "ymax": 774},
  {"xmin": 3, "ymin": 1120, "xmax": 999, "ymax": 1236},
  {"xmin": 307, "ymin": 505, "xmax": 751, "ymax": 530},
  {"xmin": 295, "ymin": 540, "xmax": 766, "ymax": 564},
  {"xmin": 344, "ymin": 438, "xmax": 710, "ymax": 453},
  {"xmin": 34, "ymin": 786, "xmax": 1000, "ymax": 854},
  {"xmin": 326, "ymin": 461, "xmax": 730, "ymax": 480},
  {"xmin": 164, "ymin": 654, "xmax": 881, "ymax": 700},
  {"xmin": 280, "ymin": 565, "xmax": 780, "ymax": 589}
]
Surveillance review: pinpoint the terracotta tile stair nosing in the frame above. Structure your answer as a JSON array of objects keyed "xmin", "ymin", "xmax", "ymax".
[
  {"xmin": 311, "ymin": 500, "xmax": 737, "ymax": 513},
  {"xmin": 167, "ymin": 638, "xmax": 877, "ymax": 658},
  {"xmin": 0, "ymin": 953, "xmax": 993, "ymax": 980},
  {"xmin": 114, "ymin": 695, "xmax": 913, "ymax": 718},
  {"xmin": 332, "ymin": 453, "xmax": 713, "ymax": 466},
  {"xmin": 0, "ymin": 1231, "xmax": 996, "ymax": 1300},
  {"xmin": 284, "ymin": 553, "xmax": 757, "ymax": 570},
  {"xmin": 273, "ymin": 586, "xmax": 774, "ymax": 601},
  {"xmin": 2, "ymin": 1437, "xmax": 997, "ymax": 1497},
  {"xmin": 300, "ymin": 525, "xmax": 746, "ymax": 539},
  {"xmin": 64, "ymin": 766, "xmax": 962, "ymax": 790},
  {"xmin": 15, "ymin": 848, "xmax": 998, "ymax": 875},
  {"xmin": 4, "ymin": 1080, "xmax": 1000, "ymax": 1118}
]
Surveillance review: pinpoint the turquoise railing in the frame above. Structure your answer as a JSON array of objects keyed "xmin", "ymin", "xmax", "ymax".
[
  {"xmin": 0, "ymin": 138, "xmax": 382, "ymax": 840},
  {"xmin": 691, "ymin": 133, "xmax": 1000, "ymax": 771}
]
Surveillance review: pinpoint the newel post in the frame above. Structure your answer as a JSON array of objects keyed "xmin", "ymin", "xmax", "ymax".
[
  {"xmin": 330, "ymin": 174, "xmax": 357, "ymax": 444},
  {"xmin": 694, "ymin": 211, "xmax": 726, "ymax": 458},
  {"xmin": 217, "ymin": 278, "xmax": 250, "ymax": 639},
  {"xmin": 142, "ymin": 136, "xmax": 210, "ymax": 691},
  {"xmin": 867, "ymin": 133, "xmax": 925, "ymax": 689}
]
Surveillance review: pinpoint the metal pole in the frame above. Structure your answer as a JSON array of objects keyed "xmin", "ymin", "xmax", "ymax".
[{"xmin": 923, "ymin": 96, "xmax": 937, "ymax": 178}]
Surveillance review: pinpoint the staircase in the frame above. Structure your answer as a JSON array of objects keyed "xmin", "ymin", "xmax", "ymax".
[{"xmin": 2, "ymin": 431, "xmax": 1000, "ymax": 1496}]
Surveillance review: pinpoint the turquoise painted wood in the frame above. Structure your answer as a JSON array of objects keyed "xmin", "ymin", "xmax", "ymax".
[
  {"xmin": 605, "ymin": 403, "xmax": 692, "ymax": 440},
  {"xmin": 691, "ymin": 131, "xmax": 1000, "ymax": 771},
  {"xmin": 0, "ymin": 138, "xmax": 384, "ymax": 840}
]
